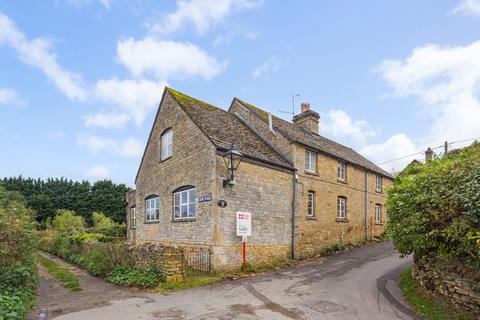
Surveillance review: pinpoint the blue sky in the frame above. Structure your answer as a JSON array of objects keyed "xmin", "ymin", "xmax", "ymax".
[{"xmin": 1, "ymin": 0, "xmax": 480, "ymax": 186}]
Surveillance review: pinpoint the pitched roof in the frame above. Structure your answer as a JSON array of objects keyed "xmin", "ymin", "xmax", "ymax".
[
  {"xmin": 233, "ymin": 98, "xmax": 393, "ymax": 178},
  {"xmin": 167, "ymin": 88, "xmax": 293, "ymax": 170}
]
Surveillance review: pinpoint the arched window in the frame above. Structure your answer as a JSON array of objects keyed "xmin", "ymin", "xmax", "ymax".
[
  {"xmin": 161, "ymin": 128, "xmax": 173, "ymax": 160},
  {"xmin": 173, "ymin": 186, "xmax": 196, "ymax": 220},
  {"xmin": 145, "ymin": 195, "xmax": 160, "ymax": 222}
]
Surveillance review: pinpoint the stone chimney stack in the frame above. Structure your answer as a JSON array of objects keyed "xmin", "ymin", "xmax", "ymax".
[
  {"xmin": 425, "ymin": 147, "xmax": 433, "ymax": 162},
  {"xmin": 293, "ymin": 102, "xmax": 320, "ymax": 134}
]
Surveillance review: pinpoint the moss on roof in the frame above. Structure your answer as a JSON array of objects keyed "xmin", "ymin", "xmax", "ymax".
[
  {"xmin": 167, "ymin": 87, "xmax": 217, "ymax": 111},
  {"xmin": 167, "ymin": 88, "xmax": 292, "ymax": 169}
]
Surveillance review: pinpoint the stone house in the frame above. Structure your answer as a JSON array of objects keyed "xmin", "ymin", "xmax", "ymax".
[{"xmin": 126, "ymin": 87, "xmax": 393, "ymax": 269}]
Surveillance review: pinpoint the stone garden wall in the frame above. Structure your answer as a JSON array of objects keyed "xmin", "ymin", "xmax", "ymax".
[{"xmin": 413, "ymin": 262, "xmax": 480, "ymax": 315}]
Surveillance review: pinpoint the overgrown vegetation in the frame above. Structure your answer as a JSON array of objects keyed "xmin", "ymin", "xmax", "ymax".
[
  {"xmin": 39, "ymin": 210, "xmax": 162, "ymax": 288},
  {"xmin": 399, "ymin": 267, "xmax": 474, "ymax": 320},
  {"xmin": 106, "ymin": 266, "xmax": 163, "ymax": 288},
  {"xmin": 0, "ymin": 186, "xmax": 38, "ymax": 320},
  {"xmin": 387, "ymin": 143, "xmax": 480, "ymax": 271},
  {"xmin": 1, "ymin": 176, "xmax": 129, "ymax": 225},
  {"xmin": 37, "ymin": 255, "xmax": 81, "ymax": 292}
]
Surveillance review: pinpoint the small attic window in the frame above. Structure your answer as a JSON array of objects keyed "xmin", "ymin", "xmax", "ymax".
[{"xmin": 161, "ymin": 129, "xmax": 173, "ymax": 160}]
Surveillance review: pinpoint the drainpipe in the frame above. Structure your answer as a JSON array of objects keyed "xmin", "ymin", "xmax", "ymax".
[
  {"xmin": 291, "ymin": 170, "xmax": 297, "ymax": 260},
  {"xmin": 364, "ymin": 170, "xmax": 369, "ymax": 241}
]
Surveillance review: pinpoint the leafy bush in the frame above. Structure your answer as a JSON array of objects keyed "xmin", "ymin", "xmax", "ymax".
[
  {"xmin": 0, "ymin": 186, "xmax": 38, "ymax": 320},
  {"xmin": 52, "ymin": 209, "xmax": 85, "ymax": 234},
  {"xmin": 387, "ymin": 143, "xmax": 480, "ymax": 269},
  {"xmin": 106, "ymin": 267, "xmax": 163, "ymax": 287}
]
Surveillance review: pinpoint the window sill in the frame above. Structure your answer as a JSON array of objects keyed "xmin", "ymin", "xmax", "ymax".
[
  {"xmin": 172, "ymin": 218, "xmax": 196, "ymax": 223},
  {"xmin": 337, "ymin": 179, "xmax": 348, "ymax": 184},
  {"xmin": 130, "ymin": 227, "xmax": 136, "ymax": 230},
  {"xmin": 375, "ymin": 222, "xmax": 384, "ymax": 225},
  {"xmin": 305, "ymin": 170, "xmax": 318, "ymax": 176},
  {"xmin": 375, "ymin": 189, "xmax": 383, "ymax": 194},
  {"xmin": 335, "ymin": 218, "xmax": 349, "ymax": 223},
  {"xmin": 144, "ymin": 220, "xmax": 160, "ymax": 224},
  {"xmin": 306, "ymin": 216, "xmax": 317, "ymax": 220},
  {"xmin": 160, "ymin": 155, "xmax": 172, "ymax": 163}
]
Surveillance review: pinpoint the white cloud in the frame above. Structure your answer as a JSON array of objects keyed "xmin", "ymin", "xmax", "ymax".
[
  {"xmin": 84, "ymin": 112, "xmax": 130, "ymax": 129},
  {"xmin": 78, "ymin": 135, "xmax": 144, "ymax": 157},
  {"xmin": 94, "ymin": 78, "xmax": 166, "ymax": 125},
  {"xmin": 213, "ymin": 26, "xmax": 258, "ymax": 47},
  {"xmin": 361, "ymin": 134, "xmax": 418, "ymax": 173},
  {"xmin": 453, "ymin": 0, "xmax": 480, "ymax": 16},
  {"xmin": 376, "ymin": 40, "xmax": 480, "ymax": 144},
  {"xmin": 321, "ymin": 110, "xmax": 375, "ymax": 144},
  {"xmin": 85, "ymin": 165, "xmax": 110, "ymax": 180},
  {"xmin": 0, "ymin": 11, "xmax": 87, "ymax": 101},
  {"xmin": 117, "ymin": 37, "xmax": 227, "ymax": 80},
  {"xmin": 253, "ymin": 57, "xmax": 281, "ymax": 79},
  {"xmin": 148, "ymin": 0, "xmax": 263, "ymax": 35},
  {"xmin": 0, "ymin": 88, "xmax": 19, "ymax": 105}
]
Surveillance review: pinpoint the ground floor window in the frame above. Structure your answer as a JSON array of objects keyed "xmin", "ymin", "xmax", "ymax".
[
  {"xmin": 307, "ymin": 191, "xmax": 315, "ymax": 217},
  {"xmin": 375, "ymin": 204, "xmax": 382, "ymax": 223},
  {"xmin": 174, "ymin": 187, "xmax": 196, "ymax": 220},
  {"xmin": 130, "ymin": 207, "xmax": 136, "ymax": 229},
  {"xmin": 145, "ymin": 196, "xmax": 160, "ymax": 222},
  {"xmin": 337, "ymin": 196, "xmax": 346, "ymax": 220}
]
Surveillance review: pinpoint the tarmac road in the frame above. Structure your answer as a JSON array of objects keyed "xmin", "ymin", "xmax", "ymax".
[{"xmin": 54, "ymin": 241, "xmax": 415, "ymax": 320}]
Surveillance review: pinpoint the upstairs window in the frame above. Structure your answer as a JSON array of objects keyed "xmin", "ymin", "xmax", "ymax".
[
  {"xmin": 305, "ymin": 150, "xmax": 317, "ymax": 173},
  {"xmin": 174, "ymin": 186, "xmax": 196, "ymax": 220},
  {"xmin": 375, "ymin": 204, "xmax": 382, "ymax": 223},
  {"xmin": 161, "ymin": 129, "xmax": 173, "ymax": 160},
  {"xmin": 307, "ymin": 191, "xmax": 315, "ymax": 217},
  {"xmin": 145, "ymin": 196, "xmax": 160, "ymax": 222},
  {"xmin": 130, "ymin": 207, "xmax": 136, "ymax": 229},
  {"xmin": 375, "ymin": 175, "xmax": 383, "ymax": 192},
  {"xmin": 337, "ymin": 161, "xmax": 346, "ymax": 181},
  {"xmin": 337, "ymin": 196, "xmax": 346, "ymax": 220}
]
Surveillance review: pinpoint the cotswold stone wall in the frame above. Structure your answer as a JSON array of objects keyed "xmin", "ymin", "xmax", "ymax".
[
  {"xmin": 413, "ymin": 262, "xmax": 480, "ymax": 315},
  {"xmin": 294, "ymin": 144, "xmax": 392, "ymax": 258}
]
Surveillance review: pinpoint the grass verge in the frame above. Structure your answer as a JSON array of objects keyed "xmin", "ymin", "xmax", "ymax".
[
  {"xmin": 399, "ymin": 266, "xmax": 474, "ymax": 320},
  {"xmin": 160, "ymin": 275, "xmax": 221, "ymax": 292},
  {"xmin": 37, "ymin": 255, "xmax": 82, "ymax": 292}
]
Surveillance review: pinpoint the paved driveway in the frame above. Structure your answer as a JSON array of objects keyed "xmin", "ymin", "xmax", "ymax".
[{"xmin": 55, "ymin": 241, "xmax": 414, "ymax": 320}]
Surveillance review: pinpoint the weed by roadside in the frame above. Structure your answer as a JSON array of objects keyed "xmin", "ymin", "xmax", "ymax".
[
  {"xmin": 159, "ymin": 275, "xmax": 221, "ymax": 291},
  {"xmin": 399, "ymin": 266, "xmax": 474, "ymax": 320},
  {"xmin": 37, "ymin": 255, "xmax": 81, "ymax": 292},
  {"xmin": 106, "ymin": 266, "xmax": 163, "ymax": 288}
]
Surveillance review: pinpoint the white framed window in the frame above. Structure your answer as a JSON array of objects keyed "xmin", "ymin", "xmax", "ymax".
[
  {"xmin": 174, "ymin": 187, "xmax": 196, "ymax": 220},
  {"xmin": 145, "ymin": 196, "xmax": 160, "ymax": 222},
  {"xmin": 161, "ymin": 129, "xmax": 173, "ymax": 160},
  {"xmin": 305, "ymin": 150, "xmax": 317, "ymax": 173},
  {"xmin": 375, "ymin": 175, "xmax": 383, "ymax": 192},
  {"xmin": 337, "ymin": 161, "xmax": 346, "ymax": 181},
  {"xmin": 337, "ymin": 197, "xmax": 346, "ymax": 220},
  {"xmin": 375, "ymin": 204, "xmax": 382, "ymax": 223},
  {"xmin": 130, "ymin": 207, "xmax": 136, "ymax": 229},
  {"xmin": 307, "ymin": 191, "xmax": 315, "ymax": 217}
]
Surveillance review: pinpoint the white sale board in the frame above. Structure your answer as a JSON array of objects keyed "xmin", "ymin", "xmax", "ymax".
[{"xmin": 236, "ymin": 212, "xmax": 251, "ymax": 237}]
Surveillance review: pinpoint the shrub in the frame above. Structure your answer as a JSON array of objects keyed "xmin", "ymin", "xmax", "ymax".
[
  {"xmin": 52, "ymin": 209, "xmax": 85, "ymax": 234},
  {"xmin": 387, "ymin": 143, "xmax": 480, "ymax": 269},
  {"xmin": 0, "ymin": 186, "xmax": 38, "ymax": 320},
  {"xmin": 106, "ymin": 266, "xmax": 163, "ymax": 287}
]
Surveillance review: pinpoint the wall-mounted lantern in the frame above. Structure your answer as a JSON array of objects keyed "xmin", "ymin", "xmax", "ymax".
[{"xmin": 223, "ymin": 143, "xmax": 243, "ymax": 188}]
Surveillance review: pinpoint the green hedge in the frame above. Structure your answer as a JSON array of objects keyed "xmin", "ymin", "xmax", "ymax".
[
  {"xmin": 0, "ymin": 187, "xmax": 38, "ymax": 320},
  {"xmin": 387, "ymin": 143, "xmax": 480, "ymax": 270}
]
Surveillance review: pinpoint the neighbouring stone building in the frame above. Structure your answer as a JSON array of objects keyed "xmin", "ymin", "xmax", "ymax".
[{"xmin": 126, "ymin": 87, "xmax": 393, "ymax": 269}]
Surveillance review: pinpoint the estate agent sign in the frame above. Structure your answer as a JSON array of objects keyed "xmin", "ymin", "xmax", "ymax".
[{"xmin": 236, "ymin": 212, "xmax": 251, "ymax": 237}]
